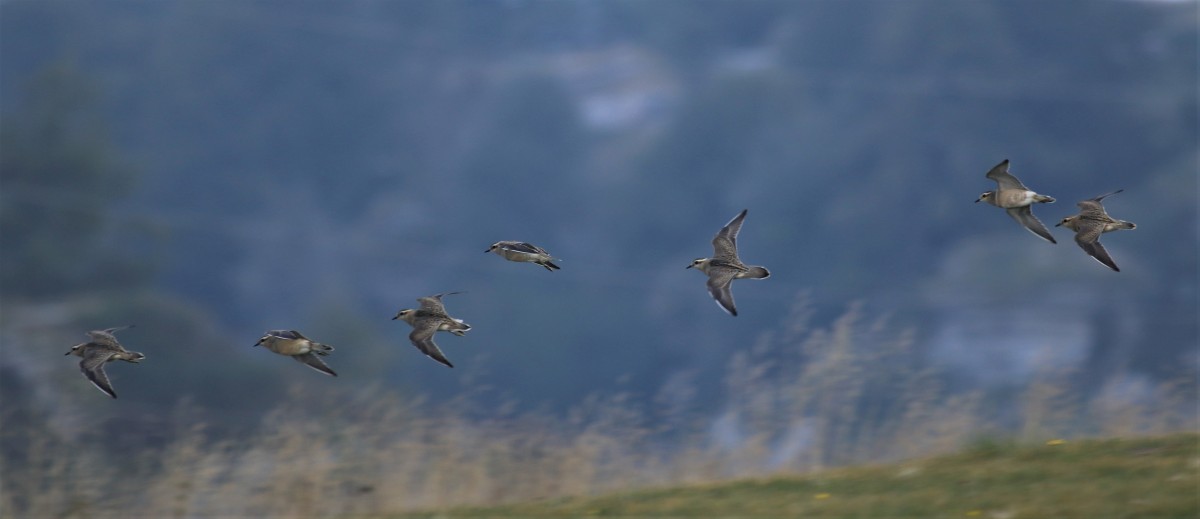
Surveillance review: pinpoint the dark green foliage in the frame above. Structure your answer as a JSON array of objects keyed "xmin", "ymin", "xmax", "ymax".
[{"xmin": 0, "ymin": 61, "xmax": 139, "ymax": 297}]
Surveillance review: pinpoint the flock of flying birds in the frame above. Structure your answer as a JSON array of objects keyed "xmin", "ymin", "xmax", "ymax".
[{"xmin": 64, "ymin": 159, "xmax": 1135, "ymax": 399}]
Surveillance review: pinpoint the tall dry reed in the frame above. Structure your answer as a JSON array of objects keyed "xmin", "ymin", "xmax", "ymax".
[{"xmin": 2, "ymin": 296, "xmax": 1195, "ymax": 517}]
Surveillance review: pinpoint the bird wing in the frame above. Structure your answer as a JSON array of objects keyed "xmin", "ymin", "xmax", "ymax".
[
  {"xmin": 1074, "ymin": 223, "xmax": 1119, "ymax": 272},
  {"xmin": 418, "ymin": 292, "xmax": 465, "ymax": 315},
  {"xmin": 80, "ymin": 348, "xmax": 119, "ymax": 398},
  {"xmin": 293, "ymin": 352, "xmax": 337, "ymax": 376},
  {"xmin": 984, "ymin": 159, "xmax": 1029, "ymax": 191},
  {"xmin": 1077, "ymin": 189, "xmax": 1122, "ymax": 219},
  {"xmin": 256, "ymin": 329, "xmax": 303, "ymax": 348},
  {"xmin": 268, "ymin": 330, "xmax": 306, "ymax": 340},
  {"xmin": 711, "ymin": 209, "xmax": 748, "ymax": 261},
  {"xmin": 409, "ymin": 320, "xmax": 454, "ymax": 368},
  {"xmin": 86, "ymin": 328, "xmax": 125, "ymax": 348},
  {"xmin": 1005, "ymin": 206, "xmax": 1057, "ymax": 244},
  {"xmin": 705, "ymin": 267, "xmax": 741, "ymax": 317},
  {"xmin": 501, "ymin": 242, "xmax": 550, "ymax": 255}
]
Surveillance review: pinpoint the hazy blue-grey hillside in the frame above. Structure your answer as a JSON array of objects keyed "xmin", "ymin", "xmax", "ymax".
[{"xmin": 1, "ymin": 0, "xmax": 1196, "ymax": 446}]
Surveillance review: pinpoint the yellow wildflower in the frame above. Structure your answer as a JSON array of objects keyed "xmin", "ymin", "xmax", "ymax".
[
  {"xmin": 1046, "ymin": 439, "xmax": 1067, "ymax": 446},
  {"xmin": 814, "ymin": 493, "xmax": 831, "ymax": 500}
]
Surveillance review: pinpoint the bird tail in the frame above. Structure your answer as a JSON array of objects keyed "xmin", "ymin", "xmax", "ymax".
[
  {"xmin": 743, "ymin": 266, "xmax": 771, "ymax": 279},
  {"xmin": 448, "ymin": 319, "xmax": 472, "ymax": 336},
  {"xmin": 1115, "ymin": 220, "xmax": 1136, "ymax": 230},
  {"xmin": 540, "ymin": 260, "xmax": 561, "ymax": 271},
  {"xmin": 1033, "ymin": 194, "xmax": 1055, "ymax": 203},
  {"xmin": 312, "ymin": 342, "xmax": 335, "ymax": 355}
]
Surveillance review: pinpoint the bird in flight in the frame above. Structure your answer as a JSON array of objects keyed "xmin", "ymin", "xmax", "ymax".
[{"xmin": 687, "ymin": 209, "xmax": 771, "ymax": 316}]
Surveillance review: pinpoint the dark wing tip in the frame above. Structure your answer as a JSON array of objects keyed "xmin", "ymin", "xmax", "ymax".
[
  {"xmin": 295, "ymin": 353, "xmax": 338, "ymax": 376},
  {"xmin": 1093, "ymin": 188, "xmax": 1125, "ymax": 202},
  {"xmin": 708, "ymin": 283, "xmax": 738, "ymax": 316},
  {"xmin": 1079, "ymin": 236, "xmax": 1120, "ymax": 272},
  {"xmin": 83, "ymin": 366, "xmax": 118, "ymax": 399},
  {"xmin": 985, "ymin": 159, "xmax": 1010, "ymax": 179}
]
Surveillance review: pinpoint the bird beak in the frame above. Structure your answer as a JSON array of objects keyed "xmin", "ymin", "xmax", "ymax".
[
  {"xmin": 484, "ymin": 249, "xmax": 491, "ymax": 253},
  {"xmin": 974, "ymin": 198, "xmax": 982, "ymax": 203},
  {"xmin": 64, "ymin": 350, "xmax": 72, "ymax": 355},
  {"xmin": 1054, "ymin": 222, "xmax": 1063, "ymax": 227},
  {"xmin": 685, "ymin": 264, "xmax": 693, "ymax": 269}
]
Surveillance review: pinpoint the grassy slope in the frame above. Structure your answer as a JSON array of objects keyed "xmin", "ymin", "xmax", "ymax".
[{"xmin": 399, "ymin": 433, "xmax": 1199, "ymax": 518}]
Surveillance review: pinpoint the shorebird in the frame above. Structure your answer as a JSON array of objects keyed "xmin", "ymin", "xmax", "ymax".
[
  {"xmin": 65, "ymin": 325, "xmax": 145, "ymax": 399},
  {"xmin": 1056, "ymin": 189, "xmax": 1136, "ymax": 272},
  {"xmin": 486, "ymin": 241, "xmax": 561, "ymax": 271},
  {"xmin": 392, "ymin": 292, "xmax": 472, "ymax": 368},
  {"xmin": 976, "ymin": 159, "xmax": 1058, "ymax": 244},
  {"xmin": 687, "ymin": 209, "xmax": 770, "ymax": 316},
  {"xmin": 254, "ymin": 330, "xmax": 338, "ymax": 376}
]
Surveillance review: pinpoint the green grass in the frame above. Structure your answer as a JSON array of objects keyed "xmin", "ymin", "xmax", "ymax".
[{"xmin": 397, "ymin": 433, "xmax": 1199, "ymax": 518}]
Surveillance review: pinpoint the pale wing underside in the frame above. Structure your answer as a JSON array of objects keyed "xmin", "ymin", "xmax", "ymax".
[
  {"xmin": 1005, "ymin": 206, "xmax": 1057, "ymax": 244},
  {"xmin": 706, "ymin": 268, "xmax": 740, "ymax": 317},
  {"xmin": 1074, "ymin": 223, "xmax": 1119, "ymax": 271},
  {"xmin": 711, "ymin": 209, "xmax": 747, "ymax": 262},
  {"xmin": 293, "ymin": 352, "xmax": 337, "ymax": 376},
  {"xmin": 409, "ymin": 320, "xmax": 454, "ymax": 368},
  {"xmin": 985, "ymin": 160, "xmax": 1029, "ymax": 191},
  {"xmin": 80, "ymin": 348, "xmax": 118, "ymax": 398}
]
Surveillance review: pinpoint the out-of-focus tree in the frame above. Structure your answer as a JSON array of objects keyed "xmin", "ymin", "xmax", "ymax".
[
  {"xmin": 0, "ymin": 61, "xmax": 140, "ymax": 298},
  {"xmin": 0, "ymin": 0, "xmax": 1192, "ymax": 416}
]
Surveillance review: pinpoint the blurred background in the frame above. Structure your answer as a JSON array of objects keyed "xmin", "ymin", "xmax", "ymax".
[{"xmin": 2, "ymin": 0, "xmax": 1196, "ymax": 515}]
